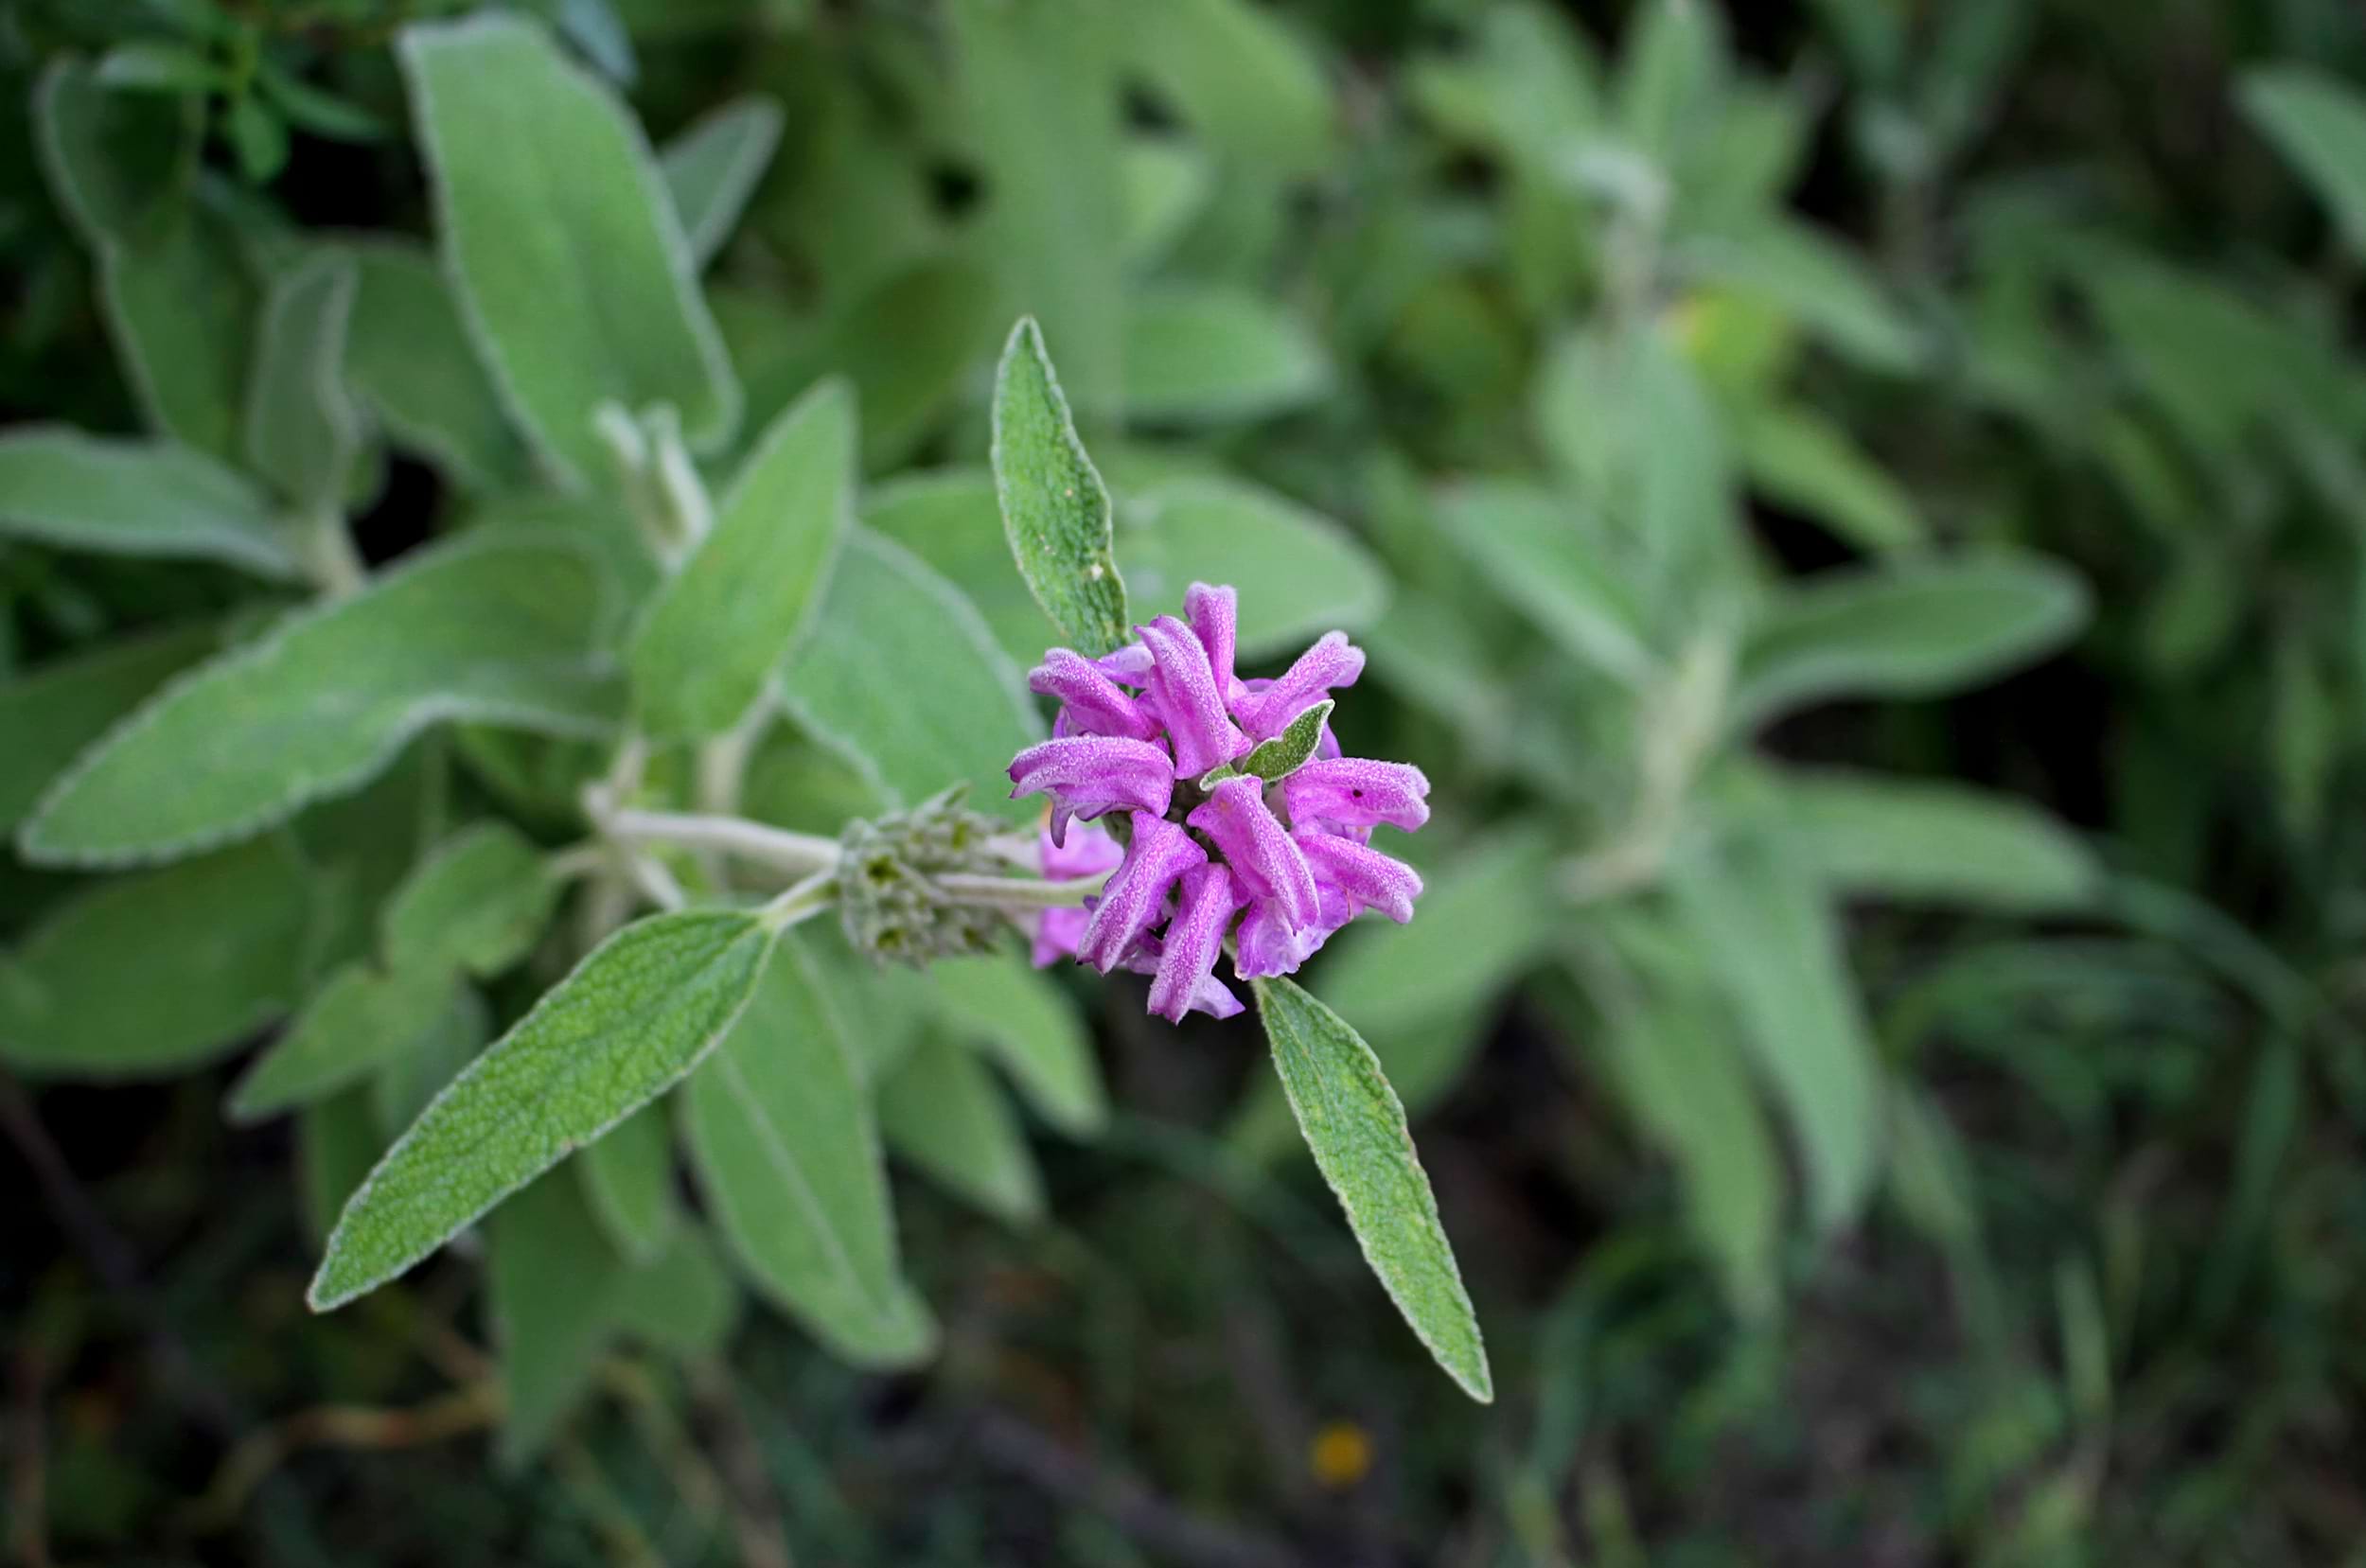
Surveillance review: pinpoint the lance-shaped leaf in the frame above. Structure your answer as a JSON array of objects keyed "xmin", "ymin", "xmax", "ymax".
[
  {"xmin": 0, "ymin": 427, "xmax": 296, "ymax": 578},
  {"xmin": 610, "ymin": 1221, "xmax": 741, "ymax": 1360},
  {"xmin": 684, "ymin": 934, "xmax": 934, "ymax": 1366},
  {"xmin": 487, "ymin": 1168, "xmax": 627, "ymax": 1467},
  {"xmin": 23, "ymin": 537, "xmax": 620, "ymax": 868},
  {"xmin": 1436, "ymin": 480, "xmax": 1650, "ymax": 681},
  {"xmin": 1764, "ymin": 766, "xmax": 2100, "ymax": 914},
  {"xmin": 335, "ymin": 238, "xmax": 526, "ymax": 493},
  {"xmin": 225, "ymin": 962, "xmax": 455, "ymax": 1122},
  {"xmin": 658, "ymin": 96, "xmax": 785, "ymax": 269},
  {"xmin": 631, "ymin": 379, "xmax": 854, "ymax": 739},
  {"xmin": 0, "ymin": 624, "xmax": 219, "ymax": 834},
  {"xmin": 1251, "ymin": 976, "xmax": 1492, "ymax": 1403},
  {"xmin": 990, "ymin": 318, "xmax": 1129, "ymax": 656},
  {"xmin": 878, "ymin": 1031, "xmax": 1044, "ymax": 1225},
  {"xmin": 380, "ymin": 821, "xmax": 559, "ymax": 979},
  {"xmin": 0, "ymin": 840, "xmax": 312, "ymax": 1079},
  {"xmin": 578, "ymin": 1101, "xmax": 680, "ymax": 1266},
  {"xmin": 778, "ymin": 528, "xmax": 1043, "ymax": 821},
  {"xmin": 300, "ymin": 1089, "xmax": 383, "ymax": 1246},
  {"xmin": 398, "ymin": 13, "xmax": 738, "ymax": 485},
  {"xmin": 1121, "ymin": 287, "xmax": 1330, "ymax": 425},
  {"xmin": 245, "ymin": 253, "xmax": 366, "ymax": 517},
  {"xmin": 1203, "ymin": 699, "xmax": 1332, "ymax": 788},
  {"xmin": 2240, "ymin": 66, "xmax": 2366, "ymax": 260},
  {"xmin": 307, "ymin": 908, "xmax": 776, "ymax": 1311},
  {"xmin": 371, "ymin": 984, "xmax": 489, "ymax": 1139},
  {"xmin": 925, "ymin": 954, "xmax": 1106, "ymax": 1138},
  {"xmin": 32, "ymin": 58, "xmax": 195, "ymax": 248}
]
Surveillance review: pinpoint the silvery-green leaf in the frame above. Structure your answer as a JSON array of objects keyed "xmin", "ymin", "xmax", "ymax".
[
  {"xmin": 1739, "ymin": 403, "xmax": 1924, "ymax": 555},
  {"xmin": 488, "ymin": 1167, "xmax": 626, "ymax": 1467},
  {"xmin": 0, "ymin": 840, "xmax": 311, "ymax": 1079},
  {"xmin": 878, "ymin": 1030, "xmax": 1044, "ymax": 1224},
  {"xmin": 244, "ymin": 252, "xmax": 366, "ymax": 517},
  {"xmin": 1668, "ymin": 834, "xmax": 1880, "ymax": 1233},
  {"xmin": 336, "ymin": 238, "xmax": 528, "ymax": 492},
  {"xmin": 308, "ymin": 908, "xmax": 776, "ymax": 1311},
  {"xmin": 398, "ymin": 13, "xmax": 738, "ymax": 485},
  {"xmin": 371, "ymin": 983, "xmax": 489, "ymax": 1139},
  {"xmin": 2240, "ymin": 66, "xmax": 2366, "ymax": 259},
  {"xmin": 631, "ymin": 379, "xmax": 853, "ymax": 739},
  {"xmin": 1120, "ymin": 136, "xmax": 1211, "ymax": 268},
  {"xmin": 1121, "ymin": 287, "xmax": 1330, "ymax": 425},
  {"xmin": 0, "ymin": 427, "xmax": 296, "ymax": 578},
  {"xmin": 1435, "ymin": 480, "xmax": 1651, "ymax": 679},
  {"xmin": 953, "ymin": 0, "xmax": 1123, "ymax": 414},
  {"xmin": 1763, "ymin": 766, "xmax": 2100, "ymax": 914},
  {"xmin": 32, "ymin": 58, "xmax": 195, "ymax": 248},
  {"xmin": 225, "ymin": 961, "xmax": 454, "ymax": 1123},
  {"xmin": 578, "ymin": 1101, "xmax": 680, "ymax": 1266},
  {"xmin": 1251, "ymin": 976, "xmax": 1492, "ymax": 1403},
  {"xmin": 1677, "ymin": 220, "xmax": 1922, "ymax": 376},
  {"xmin": 24, "ymin": 537, "xmax": 620, "ymax": 868},
  {"xmin": 610, "ymin": 1220, "xmax": 741, "ymax": 1359},
  {"xmin": 989, "ymin": 318, "xmax": 1129, "ymax": 657},
  {"xmin": 380, "ymin": 821, "xmax": 558, "ymax": 980},
  {"xmin": 1732, "ymin": 554, "xmax": 2089, "ymax": 730},
  {"xmin": 925, "ymin": 954, "xmax": 1106, "ymax": 1138},
  {"xmin": 1208, "ymin": 698, "xmax": 1333, "ymax": 788},
  {"xmin": 868, "ymin": 468, "xmax": 1072, "ymax": 664},
  {"xmin": 1120, "ymin": 0, "xmax": 1333, "ymax": 174},
  {"xmin": 0, "ymin": 624, "xmax": 219, "ymax": 834},
  {"xmin": 1124, "ymin": 477, "xmax": 1388, "ymax": 660},
  {"xmin": 778, "ymin": 528, "xmax": 1043, "ymax": 821},
  {"xmin": 101, "ymin": 209, "xmax": 256, "ymax": 465},
  {"xmin": 658, "ymin": 95, "xmax": 784, "ymax": 268},
  {"xmin": 300, "ymin": 1088, "xmax": 383, "ymax": 1246},
  {"xmin": 684, "ymin": 933, "xmax": 934, "ymax": 1366}
]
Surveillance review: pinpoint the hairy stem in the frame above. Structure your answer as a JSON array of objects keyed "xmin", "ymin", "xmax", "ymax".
[
  {"xmin": 933, "ymin": 872, "xmax": 1110, "ymax": 908},
  {"xmin": 605, "ymin": 808, "xmax": 841, "ymax": 877}
]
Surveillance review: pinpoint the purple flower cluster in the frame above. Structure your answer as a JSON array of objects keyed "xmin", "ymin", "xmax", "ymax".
[{"xmin": 1010, "ymin": 584, "xmax": 1428, "ymax": 1022}]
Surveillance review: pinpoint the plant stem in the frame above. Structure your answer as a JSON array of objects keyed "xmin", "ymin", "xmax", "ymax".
[
  {"xmin": 933, "ymin": 872, "xmax": 1110, "ymax": 908},
  {"xmin": 759, "ymin": 871, "xmax": 837, "ymax": 933},
  {"xmin": 605, "ymin": 809, "xmax": 841, "ymax": 877}
]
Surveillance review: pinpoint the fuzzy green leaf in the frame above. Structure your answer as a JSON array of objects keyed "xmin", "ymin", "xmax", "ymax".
[
  {"xmin": 925, "ymin": 954, "xmax": 1106, "ymax": 1137},
  {"xmin": 0, "ymin": 841, "xmax": 312, "ymax": 1079},
  {"xmin": 1739, "ymin": 404, "xmax": 1924, "ymax": 555},
  {"xmin": 23, "ymin": 537, "xmax": 620, "ymax": 868},
  {"xmin": 1121, "ymin": 287, "xmax": 1330, "ymax": 425},
  {"xmin": 380, "ymin": 821, "xmax": 558, "ymax": 979},
  {"xmin": 371, "ymin": 984, "xmax": 490, "ymax": 1140},
  {"xmin": 1764, "ymin": 766, "xmax": 2100, "ymax": 914},
  {"xmin": 684, "ymin": 934, "xmax": 934, "ymax": 1366},
  {"xmin": 335, "ymin": 238, "xmax": 527, "ymax": 492},
  {"xmin": 659, "ymin": 96, "xmax": 785, "ymax": 269},
  {"xmin": 0, "ymin": 625, "xmax": 219, "ymax": 834},
  {"xmin": 244, "ymin": 253, "xmax": 366, "ymax": 517},
  {"xmin": 307, "ymin": 908, "xmax": 775, "ymax": 1311},
  {"xmin": 1435, "ymin": 480, "xmax": 1651, "ymax": 679},
  {"xmin": 989, "ymin": 318, "xmax": 1130, "ymax": 657},
  {"xmin": 226, "ymin": 962, "xmax": 454, "ymax": 1123},
  {"xmin": 1123, "ymin": 478, "xmax": 1389, "ymax": 660},
  {"xmin": 0, "ymin": 427, "xmax": 296, "ymax": 577},
  {"xmin": 102, "ymin": 210, "xmax": 256, "ymax": 465},
  {"xmin": 1252, "ymin": 976, "xmax": 1492, "ymax": 1402},
  {"xmin": 878, "ymin": 1031, "xmax": 1044, "ymax": 1225},
  {"xmin": 631, "ymin": 379, "xmax": 854, "ymax": 739},
  {"xmin": 488, "ymin": 1168, "xmax": 626, "ymax": 1467},
  {"xmin": 1207, "ymin": 698, "xmax": 1333, "ymax": 788},
  {"xmin": 398, "ymin": 13, "xmax": 738, "ymax": 485},
  {"xmin": 578, "ymin": 1101, "xmax": 680, "ymax": 1265},
  {"xmin": 2241, "ymin": 66, "xmax": 2366, "ymax": 260},
  {"xmin": 32, "ymin": 59, "xmax": 195, "ymax": 247}
]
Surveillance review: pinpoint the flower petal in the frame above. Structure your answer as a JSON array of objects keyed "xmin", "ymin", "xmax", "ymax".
[
  {"xmin": 1230, "ymin": 892, "xmax": 1333, "ymax": 978},
  {"xmin": 1075, "ymin": 811, "xmax": 1205, "ymax": 973},
  {"xmin": 1008, "ymin": 735, "xmax": 1174, "ymax": 843},
  {"xmin": 1296, "ymin": 829, "xmax": 1423, "ymax": 923},
  {"xmin": 1231, "ymin": 631, "xmax": 1365, "ymax": 741},
  {"xmin": 1095, "ymin": 643, "xmax": 1156, "ymax": 685},
  {"xmin": 1282, "ymin": 756, "xmax": 1431, "ymax": 834},
  {"xmin": 1030, "ymin": 649, "xmax": 1160, "ymax": 740},
  {"xmin": 1186, "ymin": 775, "xmax": 1318, "ymax": 930},
  {"xmin": 1149, "ymin": 863, "xmax": 1244, "ymax": 1023},
  {"xmin": 1139, "ymin": 615, "xmax": 1250, "ymax": 779},
  {"xmin": 1184, "ymin": 582, "xmax": 1241, "ymax": 702},
  {"xmin": 1032, "ymin": 906, "xmax": 1091, "ymax": 967},
  {"xmin": 1036, "ymin": 819, "xmax": 1125, "ymax": 883}
]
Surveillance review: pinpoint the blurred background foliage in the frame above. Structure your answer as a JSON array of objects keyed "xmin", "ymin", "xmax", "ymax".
[{"xmin": 5, "ymin": 0, "xmax": 2366, "ymax": 1563}]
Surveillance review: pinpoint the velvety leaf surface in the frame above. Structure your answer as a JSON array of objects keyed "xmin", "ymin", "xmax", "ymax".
[
  {"xmin": 990, "ymin": 318, "xmax": 1130, "ymax": 657},
  {"xmin": 0, "ymin": 427, "xmax": 295, "ymax": 577}
]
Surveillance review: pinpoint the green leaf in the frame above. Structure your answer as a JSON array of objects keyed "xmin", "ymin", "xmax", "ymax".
[
  {"xmin": 101, "ymin": 216, "xmax": 256, "ymax": 462},
  {"xmin": 371, "ymin": 984, "xmax": 489, "ymax": 1139},
  {"xmin": 307, "ymin": 908, "xmax": 775, "ymax": 1311},
  {"xmin": 989, "ymin": 318, "xmax": 1130, "ymax": 657},
  {"xmin": 1124, "ymin": 477, "xmax": 1390, "ymax": 660},
  {"xmin": 0, "ymin": 624, "xmax": 219, "ymax": 834},
  {"xmin": 225, "ymin": 962, "xmax": 454, "ymax": 1123},
  {"xmin": 778, "ymin": 528, "xmax": 1044, "ymax": 821},
  {"xmin": 925, "ymin": 954, "xmax": 1106, "ymax": 1137},
  {"xmin": 1732, "ymin": 554, "xmax": 2089, "ymax": 729},
  {"xmin": 256, "ymin": 62, "xmax": 389, "ymax": 142},
  {"xmin": 1668, "ymin": 835, "xmax": 1880, "ymax": 1233},
  {"xmin": 1121, "ymin": 0, "xmax": 1333, "ymax": 174},
  {"xmin": 578, "ymin": 1101, "xmax": 680, "ymax": 1265},
  {"xmin": 244, "ymin": 253, "xmax": 366, "ymax": 517},
  {"xmin": 1738, "ymin": 404, "xmax": 1924, "ymax": 555},
  {"xmin": 1119, "ymin": 136, "xmax": 1212, "ymax": 267},
  {"xmin": 487, "ymin": 1167, "xmax": 626, "ymax": 1467},
  {"xmin": 610, "ymin": 1221, "xmax": 741, "ymax": 1359},
  {"xmin": 0, "ymin": 427, "xmax": 296, "ymax": 577},
  {"xmin": 24, "ymin": 537, "xmax": 620, "ymax": 868},
  {"xmin": 1251, "ymin": 976, "xmax": 1492, "ymax": 1402},
  {"xmin": 380, "ymin": 821, "xmax": 559, "ymax": 979},
  {"xmin": 335, "ymin": 238, "xmax": 527, "ymax": 492},
  {"xmin": 0, "ymin": 841, "xmax": 311, "ymax": 1079},
  {"xmin": 1678, "ymin": 220, "xmax": 1922, "ymax": 375},
  {"xmin": 398, "ymin": 13, "xmax": 738, "ymax": 486},
  {"xmin": 879, "ymin": 1031, "xmax": 1044, "ymax": 1225},
  {"xmin": 96, "ymin": 41, "xmax": 229, "ymax": 94},
  {"xmin": 2240, "ymin": 66, "xmax": 2366, "ymax": 259},
  {"xmin": 1435, "ymin": 480, "xmax": 1651, "ymax": 679},
  {"xmin": 300, "ymin": 1089, "xmax": 383, "ymax": 1246},
  {"xmin": 953, "ymin": 0, "xmax": 1124, "ymax": 415},
  {"xmin": 33, "ymin": 59, "xmax": 197, "ymax": 247},
  {"xmin": 1205, "ymin": 698, "xmax": 1332, "ymax": 788},
  {"xmin": 1764, "ymin": 766, "xmax": 2100, "ymax": 913},
  {"xmin": 658, "ymin": 95, "xmax": 785, "ymax": 268},
  {"xmin": 684, "ymin": 934, "xmax": 934, "ymax": 1365},
  {"xmin": 631, "ymin": 379, "xmax": 854, "ymax": 739},
  {"xmin": 1121, "ymin": 288, "xmax": 1330, "ymax": 425},
  {"xmin": 866, "ymin": 470, "xmax": 1048, "ymax": 662},
  {"xmin": 226, "ymin": 95, "xmax": 289, "ymax": 182}
]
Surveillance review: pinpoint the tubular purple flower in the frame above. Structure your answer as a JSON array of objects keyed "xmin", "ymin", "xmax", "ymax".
[
  {"xmin": 1183, "ymin": 582, "xmax": 1241, "ymax": 701},
  {"xmin": 1231, "ymin": 631, "xmax": 1365, "ymax": 741},
  {"xmin": 1120, "ymin": 940, "xmax": 1244, "ymax": 1019},
  {"xmin": 1186, "ymin": 775, "xmax": 1318, "ymax": 931},
  {"xmin": 1296, "ymin": 830, "xmax": 1423, "ymax": 924},
  {"xmin": 1282, "ymin": 757, "xmax": 1432, "ymax": 835},
  {"xmin": 1030, "ymin": 649, "xmax": 1160, "ymax": 740},
  {"xmin": 1139, "ymin": 616, "xmax": 1250, "ymax": 778},
  {"xmin": 1030, "ymin": 822, "xmax": 1124, "ymax": 967},
  {"xmin": 1008, "ymin": 734, "xmax": 1174, "ymax": 844},
  {"xmin": 1149, "ymin": 863, "xmax": 1243, "ymax": 1023},
  {"xmin": 1075, "ymin": 812, "xmax": 1204, "ymax": 973},
  {"xmin": 1095, "ymin": 643, "xmax": 1156, "ymax": 685}
]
